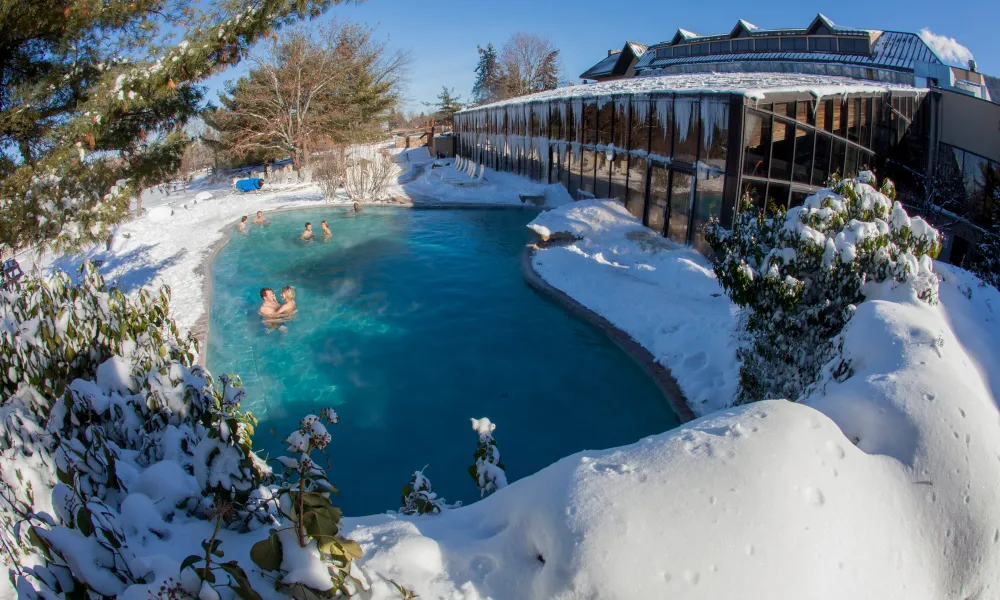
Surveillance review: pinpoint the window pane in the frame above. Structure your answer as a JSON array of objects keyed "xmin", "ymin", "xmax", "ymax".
[
  {"xmin": 598, "ymin": 99, "xmax": 614, "ymax": 146},
  {"xmin": 767, "ymin": 182, "xmax": 790, "ymax": 213},
  {"xmin": 567, "ymin": 148, "xmax": 581, "ymax": 197},
  {"xmin": 611, "ymin": 152, "xmax": 629, "ymax": 201},
  {"xmin": 667, "ymin": 170, "xmax": 693, "ymax": 243},
  {"xmin": 673, "ymin": 98, "xmax": 699, "ymax": 164},
  {"xmin": 630, "ymin": 98, "xmax": 650, "ymax": 153},
  {"xmin": 691, "ymin": 174, "xmax": 724, "ymax": 253},
  {"xmin": 595, "ymin": 150, "xmax": 611, "ymax": 197},
  {"xmin": 649, "ymin": 97, "xmax": 672, "ymax": 158},
  {"xmin": 743, "ymin": 110, "xmax": 772, "ymax": 177},
  {"xmin": 580, "ymin": 149, "xmax": 596, "ymax": 194},
  {"xmin": 647, "ymin": 165, "xmax": 670, "ymax": 234},
  {"xmin": 626, "ymin": 156, "xmax": 648, "ymax": 219},
  {"xmin": 701, "ymin": 99, "xmax": 729, "ymax": 170},
  {"xmin": 793, "ymin": 125, "xmax": 814, "ymax": 184},
  {"xmin": 845, "ymin": 145, "xmax": 859, "ymax": 177},
  {"xmin": 614, "ymin": 99, "xmax": 629, "ymax": 148},
  {"xmin": 771, "ymin": 118, "xmax": 794, "ymax": 180},
  {"xmin": 583, "ymin": 100, "xmax": 598, "ymax": 146},
  {"xmin": 847, "ymin": 98, "xmax": 860, "ymax": 142},
  {"xmin": 812, "ymin": 133, "xmax": 832, "ymax": 186},
  {"xmin": 831, "ymin": 138, "xmax": 846, "ymax": 178}
]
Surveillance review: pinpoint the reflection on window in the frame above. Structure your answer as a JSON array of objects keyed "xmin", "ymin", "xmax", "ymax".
[
  {"xmin": 614, "ymin": 99, "xmax": 629, "ymax": 148},
  {"xmin": 650, "ymin": 97, "xmax": 672, "ymax": 158},
  {"xmin": 743, "ymin": 110, "xmax": 771, "ymax": 177},
  {"xmin": 812, "ymin": 133, "xmax": 832, "ymax": 186},
  {"xmin": 691, "ymin": 175, "xmax": 724, "ymax": 253},
  {"xmin": 793, "ymin": 126, "xmax": 814, "ymax": 184},
  {"xmin": 673, "ymin": 99, "xmax": 699, "ymax": 164},
  {"xmin": 770, "ymin": 118, "xmax": 794, "ymax": 181},
  {"xmin": 610, "ymin": 152, "xmax": 628, "ymax": 201},
  {"xmin": 667, "ymin": 170, "xmax": 693, "ymax": 243},
  {"xmin": 583, "ymin": 100, "xmax": 597, "ymax": 146},
  {"xmin": 701, "ymin": 99, "xmax": 729, "ymax": 170},
  {"xmin": 631, "ymin": 98, "xmax": 650, "ymax": 153},
  {"xmin": 647, "ymin": 165, "xmax": 670, "ymax": 234},
  {"xmin": 598, "ymin": 100, "xmax": 614, "ymax": 146},
  {"xmin": 595, "ymin": 151, "xmax": 611, "ymax": 198},
  {"xmin": 626, "ymin": 156, "xmax": 648, "ymax": 220},
  {"xmin": 580, "ymin": 149, "xmax": 596, "ymax": 194}
]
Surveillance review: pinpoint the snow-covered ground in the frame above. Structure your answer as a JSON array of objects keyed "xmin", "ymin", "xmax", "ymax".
[{"xmin": 15, "ymin": 163, "xmax": 1000, "ymax": 599}]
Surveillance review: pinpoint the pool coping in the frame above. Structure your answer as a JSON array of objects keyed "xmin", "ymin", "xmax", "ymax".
[
  {"xmin": 521, "ymin": 242, "xmax": 697, "ymax": 424},
  {"xmin": 193, "ymin": 202, "xmax": 546, "ymax": 364}
]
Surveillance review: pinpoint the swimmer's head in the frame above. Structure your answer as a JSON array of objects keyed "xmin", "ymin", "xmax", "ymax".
[
  {"xmin": 281, "ymin": 286, "xmax": 295, "ymax": 300},
  {"xmin": 260, "ymin": 287, "xmax": 275, "ymax": 301}
]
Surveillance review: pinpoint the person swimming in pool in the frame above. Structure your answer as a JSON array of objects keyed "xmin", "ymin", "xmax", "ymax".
[
  {"xmin": 301, "ymin": 222, "xmax": 313, "ymax": 241},
  {"xmin": 259, "ymin": 287, "xmax": 280, "ymax": 317},
  {"xmin": 275, "ymin": 286, "xmax": 297, "ymax": 317},
  {"xmin": 321, "ymin": 220, "xmax": 332, "ymax": 239}
]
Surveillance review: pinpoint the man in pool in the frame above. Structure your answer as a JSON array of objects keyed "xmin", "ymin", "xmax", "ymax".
[
  {"xmin": 301, "ymin": 222, "xmax": 313, "ymax": 241},
  {"xmin": 237, "ymin": 215, "xmax": 249, "ymax": 233},
  {"xmin": 254, "ymin": 210, "xmax": 270, "ymax": 225},
  {"xmin": 275, "ymin": 286, "xmax": 296, "ymax": 316},
  {"xmin": 259, "ymin": 288, "xmax": 280, "ymax": 317},
  {"xmin": 321, "ymin": 220, "xmax": 332, "ymax": 239}
]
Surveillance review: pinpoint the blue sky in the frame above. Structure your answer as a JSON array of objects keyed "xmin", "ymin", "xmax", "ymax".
[{"xmin": 203, "ymin": 0, "xmax": 999, "ymax": 113}]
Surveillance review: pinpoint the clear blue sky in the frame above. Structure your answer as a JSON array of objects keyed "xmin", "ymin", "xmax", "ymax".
[{"xmin": 203, "ymin": 0, "xmax": 1000, "ymax": 113}]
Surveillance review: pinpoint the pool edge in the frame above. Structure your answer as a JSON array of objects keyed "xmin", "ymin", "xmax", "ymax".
[{"xmin": 521, "ymin": 243, "xmax": 697, "ymax": 424}]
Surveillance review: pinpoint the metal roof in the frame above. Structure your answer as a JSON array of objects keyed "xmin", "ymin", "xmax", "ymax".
[{"xmin": 635, "ymin": 31, "xmax": 941, "ymax": 74}]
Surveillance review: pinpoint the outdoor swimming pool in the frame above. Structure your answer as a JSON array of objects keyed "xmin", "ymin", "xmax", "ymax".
[{"xmin": 207, "ymin": 207, "xmax": 680, "ymax": 515}]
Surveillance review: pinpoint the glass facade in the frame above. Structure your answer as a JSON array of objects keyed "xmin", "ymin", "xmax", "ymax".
[{"xmin": 453, "ymin": 88, "xmax": 923, "ymax": 252}]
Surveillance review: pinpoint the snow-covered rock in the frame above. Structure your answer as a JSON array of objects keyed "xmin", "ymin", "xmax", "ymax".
[{"xmin": 147, "ymin": 205, "xmax": 174, "ymax": 221}]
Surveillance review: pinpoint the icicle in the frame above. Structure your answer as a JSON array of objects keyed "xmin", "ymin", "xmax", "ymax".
[
  {"xmin": 654, "ymin": 97, "xmax": 672, "ymax": 142},
  {"xmin": 700, "ymin": 99, "xmax": 729, "ymax": 148},
  {"xmin": 633, "ymin": 95, "xmax": 650, "ymax": 130},
  {"xmin": 675, "ymin": 98, "xmax": 696, "ymax": 143}
]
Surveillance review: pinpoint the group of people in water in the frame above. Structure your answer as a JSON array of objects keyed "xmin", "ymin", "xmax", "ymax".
[{"xmin": 243, "ymin": 203, "xmax": 362, "ymax": 327}]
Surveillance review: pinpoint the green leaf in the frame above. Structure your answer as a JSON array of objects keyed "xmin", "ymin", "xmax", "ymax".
[
  {"xmin": 250, "ymin": 532, "xmax": 282, "ymax": 572},
  {"xmin": 219, "ymin": 561, "xmax": 264, "ymax": 600}
]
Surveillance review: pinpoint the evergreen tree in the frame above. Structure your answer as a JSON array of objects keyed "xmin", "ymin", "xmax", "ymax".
[
  {"xmin": 424, "ymin": 86, "xmax": 463, "ymax": 126},
  {"xmin": 472, "ymin": 43, "xmax": 500, "ymax": 105},
  {"xmin": 0, "ymin": 0, "xmax": 349, "ymax": 253}
]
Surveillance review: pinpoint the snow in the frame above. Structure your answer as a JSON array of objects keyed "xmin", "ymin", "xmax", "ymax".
[
  {"xmin": 457, "ymin": 73, "xmax": 924, "ymax": 112},
  {"xmin": 12, "ymin": 150, "xmax": 1000, "ymax": 600}
]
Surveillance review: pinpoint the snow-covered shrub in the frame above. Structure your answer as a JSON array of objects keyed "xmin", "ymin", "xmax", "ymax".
[
  {"xmin": 250, "ymin": 409, "xmax": 366, "ymax": 596},
  {"xmin": 707, "ymin": 174, "xmax": 941, "ymax": 404},
  {"xmin": 399, "ymin": 468, "xmax": 456, "ymax": 515},
  {"xmin": 0, "ymin": 262, "xmax": 195, "ymax": 400},
  {"xmin": 468, "ymin": 417, "xmax": 507, "ymax": 497},
  {"xmin": 0, "ymin": 265, "xmax": 271, "ymax": 598}
]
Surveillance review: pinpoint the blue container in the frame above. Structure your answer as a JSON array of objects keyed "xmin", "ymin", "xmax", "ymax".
[{"xmin": 235, "ymin": 178, "xmax": 263, "ymax": 193}]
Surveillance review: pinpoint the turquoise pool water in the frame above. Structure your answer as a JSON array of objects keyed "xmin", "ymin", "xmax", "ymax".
[{"xmin": 207, "ymin": 207, "xmax": 679, "ymax": 515}]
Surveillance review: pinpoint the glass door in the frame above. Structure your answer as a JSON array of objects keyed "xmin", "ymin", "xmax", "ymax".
[{"xmin": 667, "ymin": 171, "xmax": 693, "ymax": 244}]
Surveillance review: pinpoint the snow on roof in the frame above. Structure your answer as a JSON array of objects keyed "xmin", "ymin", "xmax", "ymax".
[{"xmin": 458, "ymin": 73, "xmax": 924, "ymax": 113}]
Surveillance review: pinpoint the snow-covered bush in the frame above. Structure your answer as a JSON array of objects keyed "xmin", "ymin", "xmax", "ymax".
[
  {"xmin": 0, "ymin": 265, "xmax": 272, "ymax": 598},
  {"xmin": 250, "ymin": 409, "xmax": 366, "ymax": 597},
  {"xmin": 399, "ymin": 468, "xmax": 456, "ymax": 515},
  {"xmin": 707, "ymin": 174, "xmax": 941, "ymax": 404},
  {"xmin": 468, "ymin": 418, "xmax": 507, "ymax": 497}
]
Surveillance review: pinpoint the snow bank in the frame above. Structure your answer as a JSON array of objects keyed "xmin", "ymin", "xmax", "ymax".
[{"xmin": 529, "ymin": 200, "xmax": 738, "ymax": 415}]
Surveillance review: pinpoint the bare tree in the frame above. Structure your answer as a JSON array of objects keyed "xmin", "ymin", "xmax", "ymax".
[
  {"xmin": 210, "ymin": 21, "xmax": 409, "ymax": 169},
  {"xmin": 498, "ymin": 33, "xmax": 562, "ymax": 99}
]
